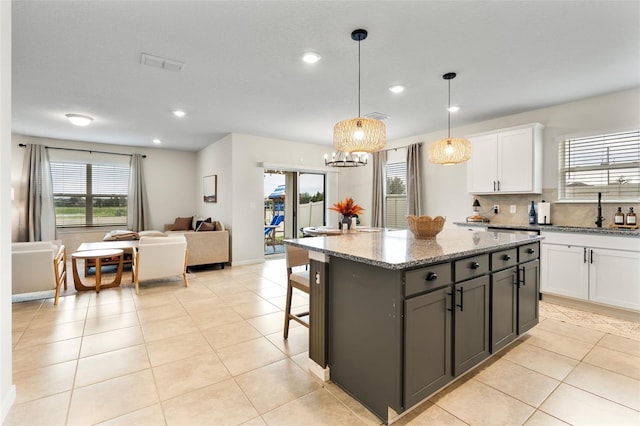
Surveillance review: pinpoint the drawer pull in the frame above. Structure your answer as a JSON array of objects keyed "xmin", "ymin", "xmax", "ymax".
[
  {"xmin": 470, "ymin": 262, "xmax": 480, "ymax": 270},
  {"xmin": 502, "ymin": 254, "xmax": 511, "ymax": 261},
  {"xmin": 527, "ymin": 248, "xmax": 535, "ymax": 254},
  {"xmin": 426, "ymin": 272, "xmax": 438, "ymax": 281}
]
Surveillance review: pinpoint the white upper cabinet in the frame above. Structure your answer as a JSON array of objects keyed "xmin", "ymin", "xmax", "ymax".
[{"xmin": 467, "ymin": 123, "xmax": 543, "ymax": 194}]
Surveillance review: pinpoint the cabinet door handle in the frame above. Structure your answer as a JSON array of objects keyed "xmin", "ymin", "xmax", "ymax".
[
  {"xmin": 590, "ymin": 249, "xmax": 594, "ymax": 264},
  {"xmin": 493, "ymin": 181, "xmax": 496, "ymax": 191},
  {"xmin": 519, "ymin": 267, "xmax": 526, "ymax": 286},
  {"xmin": 447, "ymin": 292, "xmax": 453, "ymax": 312},
  {"xmin": 527, "ymin": 248, "xmax": 535, "ymax": 254},
  {"xmin": 502, "ymin": 254, "xmax": 511, "ymax": 261},
  {"xmin": 583, "ymin": 247, "xmax": 587, "ymax": 263},
  {"xmin": 497, "ymin": 180, "xmax": 500, "ymax": 191},
  {"xmin": 470, "ymin": 262, "xmax": 481, "ymax": 270},
  {"xmin": 426, "ymin": 272, "xmax": 438, "ymax": 281},
  {"xmin": 456, "ymin": 287, "xmax": 464, "ymax": 311}
]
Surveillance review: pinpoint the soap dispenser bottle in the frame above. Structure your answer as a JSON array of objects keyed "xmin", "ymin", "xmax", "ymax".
[
  {"xmin": 528, "ymin": 201, "xmax": 537, "ymax": 225},
  {"xmin": 627, "ymin": 207, "xmax": 637, "ymax": 226},
  {"xmin": 614, "ymin": 207, "xmax": 625, "ymax": 225}
]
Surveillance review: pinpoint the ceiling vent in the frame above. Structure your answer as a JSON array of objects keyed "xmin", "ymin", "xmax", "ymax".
[
  {"xmin": 364, "ymin": 112, "xmax": 390, "ymax": 121},
  {"xmin": 140, "ymin": 53, "xmax": 184, "ymax": 72}
]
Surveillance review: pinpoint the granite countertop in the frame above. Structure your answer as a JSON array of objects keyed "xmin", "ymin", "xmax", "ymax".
[
  {"xmin": 285, "ymin": 228, "xmax": 542, "ymax": 270},
  {"xmin": 454, "ymin": 222, "xmax": 640, "ymax": 238}
]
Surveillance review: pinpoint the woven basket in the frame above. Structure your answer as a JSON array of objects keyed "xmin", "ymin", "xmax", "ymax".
[{"xmin": 406, "ymin": 215, "xmax": 446, "ymax": 239}]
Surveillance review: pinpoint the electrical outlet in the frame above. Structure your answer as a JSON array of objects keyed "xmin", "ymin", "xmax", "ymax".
[
  {"xmin": 510, "ymin": 205, "xmax": 517, "ymax": 214},
  {"xmin": 493, "ymin": 205, "xmax": 499, "ymax": 214}
]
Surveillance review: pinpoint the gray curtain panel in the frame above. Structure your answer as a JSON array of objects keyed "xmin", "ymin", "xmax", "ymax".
[
  {"xmin": 18, "ymin": 144, "xmax": 56, "ymax": 241},
  {"xmin": 127, "ymin": 153, "xmax": 150, "ymax": 232},
  {"xmin": 371, "ymin": 150, "xmax": 387, "ymax": 228},
  {"xmin": 406, "ymin": 143, "xmax": 424, "ymax": 216}
]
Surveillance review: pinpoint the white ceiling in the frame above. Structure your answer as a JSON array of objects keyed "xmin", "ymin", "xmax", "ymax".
[{"xmin": 11, "ymin": 0, "xmax": 640, "ymax": 152}]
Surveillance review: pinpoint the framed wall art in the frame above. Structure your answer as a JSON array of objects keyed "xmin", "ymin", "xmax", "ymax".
[{"xmin": 203, "ymin": 174, "xmax": 217, "ymax": 203}]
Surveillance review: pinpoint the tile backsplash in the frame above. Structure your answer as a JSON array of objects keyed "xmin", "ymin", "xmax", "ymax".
[{"xmin": 474, "ymin": 189, "xmax": 638, "ymax": 228}]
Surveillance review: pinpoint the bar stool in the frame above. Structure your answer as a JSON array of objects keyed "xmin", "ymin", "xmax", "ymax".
[{"xmin": 283, "ymin": 244, "xmax": 310, "ymax": 339}]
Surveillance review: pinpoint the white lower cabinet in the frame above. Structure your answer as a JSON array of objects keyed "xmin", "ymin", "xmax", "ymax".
[
  {"xmin": 589, "ymin": 248, "xmax": 640, "ymax": 310},
  {"xmin": 541, "ymin": 231, "xmax": 640, "ymax": 311},
  {"xmin": 541, "ymin": 244, "xmax": 589, "ymax": 299}
]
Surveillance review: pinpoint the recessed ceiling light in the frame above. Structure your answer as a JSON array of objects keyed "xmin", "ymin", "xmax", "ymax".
[
  {"xmin": 447, "ymin": 106, "xmax": 460, "ymax": 112},
  {"xmin": 302, "ymin": 52, "xmax": 321, "ymax": 64},
  {"xmin": 172, "ymin": 109, "xmax": 186, "ymax": 117},
  {"xmin": 388, "ymin": 85, "xmax": 405, "ymax": 94},
  {"xmin": 152, "ymin": 138, "xmax": 162, "ymax": 144},
  {"xmin": 65, "ymin": 114, "xmax": 93, "ymax": 126}
]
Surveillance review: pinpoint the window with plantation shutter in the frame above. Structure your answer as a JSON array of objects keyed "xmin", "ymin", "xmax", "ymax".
[
  {"xmin": 51, "ymin": 162, "xmax": 129, "ymax": 227},
  {"xmin": 558, "ymin": 130, "xmax": 640, "ymax": 202},
  {"xmin": 385, "ymin": 161, "xmax": 408, "ymax": 228}
]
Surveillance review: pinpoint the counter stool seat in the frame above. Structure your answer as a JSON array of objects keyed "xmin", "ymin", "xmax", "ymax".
[{"xmin": 284, "ymin": 245, "xmax": 310, "ymax": 339}]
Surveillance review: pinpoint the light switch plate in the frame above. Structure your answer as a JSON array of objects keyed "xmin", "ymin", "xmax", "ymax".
[{"xmin": 510, "ymin": 205, "xmax": 517, "ymax": 214}]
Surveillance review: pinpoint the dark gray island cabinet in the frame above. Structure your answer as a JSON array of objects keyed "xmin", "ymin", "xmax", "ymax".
[{"xmin": 286, "ymin": 229, "xmax": 542, "ymax": 424}]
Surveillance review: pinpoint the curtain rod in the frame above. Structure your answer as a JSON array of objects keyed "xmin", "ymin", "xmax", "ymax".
[
  {"xmin": 382, "ymin": 142, "xmax": 423, "ymax": 152},
  {"xmin": 19, "ymin": 143, "xmax": 146, "ymax": 158}
]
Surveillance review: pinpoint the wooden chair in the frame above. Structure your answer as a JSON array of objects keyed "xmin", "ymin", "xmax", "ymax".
[
  {"xmin": 132, "ymin": 235, "xmax": 188, "ymax": 294},
  {"xmin": 283, "ymin": 244, "xmax": 310, "ymax": 339}
]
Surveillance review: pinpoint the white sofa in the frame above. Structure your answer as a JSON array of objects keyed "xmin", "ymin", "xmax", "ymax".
[{"xmin": 12, "ymin": 241, "xmax": 67, "ymax": 304}]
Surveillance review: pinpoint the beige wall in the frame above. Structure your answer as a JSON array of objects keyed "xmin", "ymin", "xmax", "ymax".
[{"xmin": 1, "ymin": 1, "xmax": 15, "ymax": 420}]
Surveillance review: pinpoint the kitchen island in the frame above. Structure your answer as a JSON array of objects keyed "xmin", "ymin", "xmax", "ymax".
[{"xmin": 285, "ymin": 228, "xmax": 543, "ymax": 424}]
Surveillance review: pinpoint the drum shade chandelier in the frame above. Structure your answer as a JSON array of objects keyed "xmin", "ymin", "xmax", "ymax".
[
  {"xmin": 333, "ymin": 29, "xmax": 386, "ymax": 156},
  {"xmin": 427, "ymin": 72, "xmax": 471, "ymax": 165}
]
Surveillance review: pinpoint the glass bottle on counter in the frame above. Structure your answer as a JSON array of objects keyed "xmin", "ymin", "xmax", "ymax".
[
  {"xmin": 614, "ymin": 207, "xmax": 625, "ymax": 225},
  {"xmin": 528, "ymin": 201, "xmax": 537, "ymax": 224},
  {"xmin": 626, "ymin": 207, "xmax": 637, "ymax": 226}
]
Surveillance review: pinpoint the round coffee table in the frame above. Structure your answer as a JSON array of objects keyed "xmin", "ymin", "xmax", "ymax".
[{"xmin": 71, "ymin": 249, "xmax": 124, "ymax": 293}]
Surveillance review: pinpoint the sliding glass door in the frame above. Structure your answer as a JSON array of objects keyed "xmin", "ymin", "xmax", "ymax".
[{"xmin": 296, "ymin": 173, "xmax": 325, "ymax": 236}]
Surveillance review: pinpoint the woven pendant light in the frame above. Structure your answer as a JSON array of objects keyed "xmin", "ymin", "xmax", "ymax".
[
  {"xmin": 428, "ymin": 72, "xmax": 471, "ymax": 165},
  {"xmin": 332, "ymin": 29, "xmax": 386, "ymax": 156}
]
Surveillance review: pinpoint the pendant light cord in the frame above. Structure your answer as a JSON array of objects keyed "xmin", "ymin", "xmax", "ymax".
[
  {"xmin": 447, "ymin": 78, "xmax": 451, "ymax": 139},
  {"xmin": 357, "ymin": 38, "xmax": 361, "ymax": 118}
]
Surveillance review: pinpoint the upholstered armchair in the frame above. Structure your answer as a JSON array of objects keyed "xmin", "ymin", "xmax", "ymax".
[
  {"xmin": 12, "ymin": 241, "xmax": 67, "ymax": 305},
  {"xmin": 132, "ymin": 235, "xmax": 189, "ymax": 294}
]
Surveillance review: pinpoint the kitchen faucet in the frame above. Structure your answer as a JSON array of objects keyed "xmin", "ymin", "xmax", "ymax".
[{"xmin": 595, "ymin": 192, "xmax": 604, "ymax": 227}]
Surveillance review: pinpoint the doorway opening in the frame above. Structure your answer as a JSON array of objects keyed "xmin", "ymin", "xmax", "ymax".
[{"xmin": 263, "ymin": 170, "xmax": 326, "ymax": 256}]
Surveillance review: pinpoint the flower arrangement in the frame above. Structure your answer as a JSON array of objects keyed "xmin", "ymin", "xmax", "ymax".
[{"xmin": 329, "ymin": 197, "xmax": 364, "ymax": 217}]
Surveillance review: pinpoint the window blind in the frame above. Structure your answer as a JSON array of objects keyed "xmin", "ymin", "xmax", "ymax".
[
  {"xmin": 386, "ymin": 161, "xmax": 408, "ymax": 228},
  {"xmin": 559, "ymin": 130, "xmax": 640, "ymax": 202},
  {"xmin": 51, "ymin": 162, "xmax": 129, "ymax": 226}
]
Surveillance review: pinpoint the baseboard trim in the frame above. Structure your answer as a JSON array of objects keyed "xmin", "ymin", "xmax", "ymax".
[
  {"xmin": 231, "ymin": 259, "xmax": 265, "ymax": 266},
  {"xmin": 1, "ymin": 384, "xmax": 16, "ymax": 423}
]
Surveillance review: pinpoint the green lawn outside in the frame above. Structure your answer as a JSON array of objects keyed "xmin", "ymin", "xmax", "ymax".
[{"xmin": 56, "ymin": 207, "xmax": 127, "ymax": 217}]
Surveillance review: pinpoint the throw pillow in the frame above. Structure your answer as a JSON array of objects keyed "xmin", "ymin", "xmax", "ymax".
[
  {"xmin": 195, "ymin": 217, "xmax": 212, "ymax": 231},
  {"xmin": 103, "ymin": 230, "xmax": 138, "ymax": 241},
  {"xmin": 197, "ymin": 222, "xmax": 215, "ymax": 232},
  {"xmin": 213, "ymin": 221, "xmax": 225, "ymax": 231},
  {"xmin": 171, "ymin": 216, "xmax": 193, "ymax": 231}
]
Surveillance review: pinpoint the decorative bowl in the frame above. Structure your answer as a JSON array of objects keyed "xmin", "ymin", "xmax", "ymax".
[{"xmin": 406, "ymin": 215, "xmax": 446, "ymax": 239}]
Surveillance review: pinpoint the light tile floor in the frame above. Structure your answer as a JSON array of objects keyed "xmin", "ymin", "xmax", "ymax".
[{"xmin": 7, "ymin": 259, "xmax": 640, "ymax": 425}]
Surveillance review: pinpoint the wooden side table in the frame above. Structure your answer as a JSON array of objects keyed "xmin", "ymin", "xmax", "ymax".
[{"xmin": 71, "ymin": 249, "xmax": 124, "ymax": 293}]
